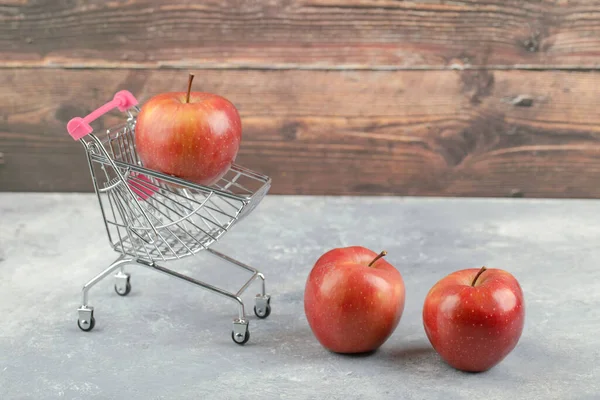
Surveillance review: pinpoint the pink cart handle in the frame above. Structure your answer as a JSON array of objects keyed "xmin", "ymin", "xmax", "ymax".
[{"xmin": 67, "ymin": 90, "xmax": 138, "ymax": 140}]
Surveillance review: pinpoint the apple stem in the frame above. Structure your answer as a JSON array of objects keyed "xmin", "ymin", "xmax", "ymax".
[
  {"xmin": 471, "ymin": 266, "xmax": 487, "ymax": 287},
  {"xmin": 186, "ymin": 73, "xmax": 194, "ymax": 104},
  {"xmin": 368, "ymin": 251, "xmax": 388, "ymax": 267}
]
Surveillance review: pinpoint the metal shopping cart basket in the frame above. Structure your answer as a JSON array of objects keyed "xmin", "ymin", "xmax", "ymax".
[{"xmin": 66, "ymin": 90, "xmax": 271, "ymax": 345}]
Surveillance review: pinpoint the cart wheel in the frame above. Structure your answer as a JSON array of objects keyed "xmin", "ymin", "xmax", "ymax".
[
  {"xmin": 114, "ymin": 281, "xmax": 132, "ymax": 296},
  {"xmin": 78, "ymin": 315, "xmax": 95, "ymax": 332},
  {"xmin": 254, "ymin": 295, "xmax": 271, "ymax": 319},
  {"xmin": 231, "ymin": 329, "xmax": 250, "ymax": 345},
  {"xmin": 254, "ymin": 303, "xmax": 271, "ymax": 319}
]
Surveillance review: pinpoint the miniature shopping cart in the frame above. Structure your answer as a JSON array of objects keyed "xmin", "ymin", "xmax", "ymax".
[{"xmin": 66, "ymin": 90, "xmax": 271, "ymax": 345}]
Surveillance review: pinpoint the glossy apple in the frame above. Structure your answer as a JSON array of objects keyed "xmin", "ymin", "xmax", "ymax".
[
  {"xmin": 423, "ymin": 267, "xmax": 525, "ymax": 372},
  {"xmin": 135, "ymin": 74, "xmax": 241, "ymax": 186},
  {"xmin": 304, "ymin": 246, "xmax": 405, "ymax": 354}
]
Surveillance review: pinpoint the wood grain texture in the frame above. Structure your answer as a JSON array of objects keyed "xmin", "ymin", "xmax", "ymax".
[
  {"xmin": 2, "ymin": 68, "xmax": 600, "ymax": 197},
  {"xmin": 2, "ymin": 0, "xmax": 600, "ymax": 69}
]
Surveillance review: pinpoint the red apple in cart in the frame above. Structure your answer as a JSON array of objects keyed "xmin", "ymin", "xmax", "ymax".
[
  {"xmin": 422, "ymin": 266, "xmax": 525, "ymax": 372},
  {"xmin": 304, "ymin": 246, "xmax": 405, "ymax": 353},
  {"xmin": 135, "ymin": 74, "xmax": 242, "ymax": 186}
]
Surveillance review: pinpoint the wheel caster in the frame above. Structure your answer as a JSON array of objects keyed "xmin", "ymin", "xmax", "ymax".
[
  {"xmin": 231, "ymin": 330, "xmax": 250, "ymax": 345},
  {"xmin": 232, "ymin": 319, "xmax": 250, "ymax": 345},
  {"xmin": 254, "ymin": 295, "xmax": 271, "ymax": 319},
  {"xmin": 78, "ymin": 316, "xmax": 95, "ymax": 331},
  {"xmin": 77, "ymin": 307, "xmax": 95, "ymax": 332},
  {"xmin": 114, "ymin": 273, "xmax": 131, "ymax": 296},
  {"xmin": 114, "ymin": 281, "xmax": 131, "ymax": 296}
]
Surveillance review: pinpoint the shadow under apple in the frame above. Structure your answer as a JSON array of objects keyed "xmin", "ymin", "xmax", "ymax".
[
  {"xmin": 328, "ymin": 342, "xmax": 437, "ymax": 362},
  {"xmin": 385, "ymin": 345, "xmax": 437, "ymax": 362}
]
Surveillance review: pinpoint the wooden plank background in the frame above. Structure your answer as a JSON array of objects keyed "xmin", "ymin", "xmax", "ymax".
[{"xmin": 2, "ymin": 0, "xmax": 600, "ymax": 197}]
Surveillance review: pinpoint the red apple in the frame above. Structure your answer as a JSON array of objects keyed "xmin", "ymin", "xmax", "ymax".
[
  {"xmin": 135, "ymin": 74, "xmax": 242, "ymax": 186},
  {"xmin": 423, "ymin": 266, "xmax": 525, "ymax": 372},
  {"xmin": 304, "ymin": 246, "xmax": 405, "ymax": 354}
]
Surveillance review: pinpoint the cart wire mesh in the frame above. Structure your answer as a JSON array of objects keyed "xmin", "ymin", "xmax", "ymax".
[{"xmin": 82, "ymin": 110, "xmax": 271, "ymax": 262}]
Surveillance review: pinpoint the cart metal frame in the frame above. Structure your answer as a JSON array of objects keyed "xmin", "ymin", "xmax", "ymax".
[{"xmin": 67, "ymin": 90, "xmax": 271, "ymax": 345}]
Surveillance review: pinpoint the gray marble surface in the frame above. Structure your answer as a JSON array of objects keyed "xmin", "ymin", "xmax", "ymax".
[{"xmin": 0, "ymin": 193, "xmax": 598, "ymax": 399}]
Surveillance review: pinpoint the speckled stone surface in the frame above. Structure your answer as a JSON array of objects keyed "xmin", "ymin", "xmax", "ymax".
[{"xmin": 0, "ymin": 193, "xmax": 598, "ymax": 399}]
